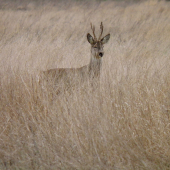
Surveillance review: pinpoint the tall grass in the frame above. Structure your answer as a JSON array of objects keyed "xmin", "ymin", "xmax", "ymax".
[{"xmin": 0, "ymin": 0, "xmax": 170, "ymax": 169}]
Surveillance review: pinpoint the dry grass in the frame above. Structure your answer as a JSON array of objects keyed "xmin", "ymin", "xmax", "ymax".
[{"xmin": 0, "ymin": 0, "xmax": 170, "ymax": 169}]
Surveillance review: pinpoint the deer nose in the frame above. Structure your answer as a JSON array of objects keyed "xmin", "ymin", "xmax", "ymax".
[{"xmin": 99, "ymin": 52, "xmax": 103, "ymax": 57}]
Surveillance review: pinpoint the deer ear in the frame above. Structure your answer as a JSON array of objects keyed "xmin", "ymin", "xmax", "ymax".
[
  {"xmin": 87, "ymin": 33, "xmax": 95, "ymax": 45},
  {"xmin": 101, "ymin": 34, "xmax": 110, "ymax": 44}
]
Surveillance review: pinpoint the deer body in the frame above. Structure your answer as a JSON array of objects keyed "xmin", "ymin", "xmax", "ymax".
[{"xmin": 42, "ymin": 22, "xmax": 110, "ymax": 91}]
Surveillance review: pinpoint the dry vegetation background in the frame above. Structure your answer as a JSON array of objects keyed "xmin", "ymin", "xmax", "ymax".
[{"xmin": 0, "ymin": 0, "xmax": 170, "ymax": 169}]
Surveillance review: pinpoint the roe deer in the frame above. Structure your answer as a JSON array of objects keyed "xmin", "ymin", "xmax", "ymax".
[{"xmin": 42, "ymin": 22, "xmax": 110, "ymax": 92}]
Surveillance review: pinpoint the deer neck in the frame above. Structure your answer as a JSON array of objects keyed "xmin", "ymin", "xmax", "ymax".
[{"xmin": 89, "ymin": 54, "xmax": 102, "ymax": 79}]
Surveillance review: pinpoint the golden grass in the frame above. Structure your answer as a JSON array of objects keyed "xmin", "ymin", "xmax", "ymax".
[{"xmin": 1, "ymin": 0, "xmax": 170, "ymax": 169}]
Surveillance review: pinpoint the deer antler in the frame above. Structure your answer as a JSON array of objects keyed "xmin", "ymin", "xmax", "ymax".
[
  {"xmin": 98, "ymin": 22, "xmax": 103, "ymax": 40},
  {"xmin": 90, "ymin": 23, "xmax": 97, "ymax": 41}
]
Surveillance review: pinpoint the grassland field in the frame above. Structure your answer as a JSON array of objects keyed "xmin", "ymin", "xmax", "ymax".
[{"xmin": 0, "ymin": 0, "xmax": 170, "ymax": 169}]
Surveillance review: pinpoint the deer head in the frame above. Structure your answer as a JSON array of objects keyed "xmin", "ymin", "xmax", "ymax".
[{"xmin": 87, "ymin": 22, "xmax": 110, "ymax": 58}]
